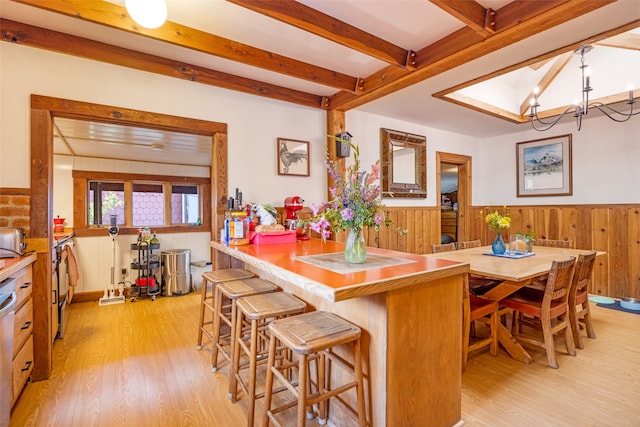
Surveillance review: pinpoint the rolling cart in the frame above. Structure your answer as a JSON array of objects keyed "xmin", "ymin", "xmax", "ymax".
[{"xmin": 130, "ymin": 241, "xmax": 161, "ymax": 301}]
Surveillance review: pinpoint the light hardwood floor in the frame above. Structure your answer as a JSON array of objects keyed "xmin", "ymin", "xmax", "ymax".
[{"xmin": 9, "ymin": 292, "xmax": 640, "ymax": 426}]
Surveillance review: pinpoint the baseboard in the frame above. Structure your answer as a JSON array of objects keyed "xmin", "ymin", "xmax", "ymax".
[
  {"xmin": 71, "ymin": 289, "xmax": 131, "ymax": 303},
  {"xmin": 71, "ymin": 291, "xmax": 104, "ymax": 303}
]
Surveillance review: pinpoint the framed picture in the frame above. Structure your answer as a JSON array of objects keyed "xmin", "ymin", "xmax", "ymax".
[
  {"xmin": 517, "ymin": 134, "xmax": 572, "ymax": 197},
  {"xmin": 277, "ymin": 138, "xmax": 309, "ymax": 176}
]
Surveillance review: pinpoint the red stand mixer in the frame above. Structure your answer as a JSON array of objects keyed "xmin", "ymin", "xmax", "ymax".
[{"xmin": 284, "ymin": 196, "xmax": 309, "ymax": 240}]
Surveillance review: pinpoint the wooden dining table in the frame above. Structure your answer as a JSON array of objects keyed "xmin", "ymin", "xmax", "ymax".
[{"xmin": 426, "ymin": 245, "xmax": 603, "ymax": 364}]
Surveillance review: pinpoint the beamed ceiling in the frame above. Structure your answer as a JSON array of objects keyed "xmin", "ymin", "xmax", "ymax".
[{"xmin": 1, "ymin": 0, "xmax": 638, "ymax": 166}]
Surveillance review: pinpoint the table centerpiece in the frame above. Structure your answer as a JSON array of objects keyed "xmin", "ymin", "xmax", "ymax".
[
  {"xmin": 309, "ymin": 137, "xmax": 391, "ymax": 263},
  {"xmin": 483, "ymin": 206, "xmax": 511, "ymax": 255}
]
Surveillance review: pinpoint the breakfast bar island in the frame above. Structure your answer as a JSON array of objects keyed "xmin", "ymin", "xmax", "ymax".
[{"xmin": 212, "ymin": 239, "xmax": 468, "ymax": 427}]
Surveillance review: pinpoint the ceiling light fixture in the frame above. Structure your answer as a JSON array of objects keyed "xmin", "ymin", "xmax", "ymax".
[
  {"xmin": 528, "ymin": 45, "xmax": 638, "ymax": 132},
  {"xmin": 125, "ymin": 0, "xmax": 168, "ymax": 29}
]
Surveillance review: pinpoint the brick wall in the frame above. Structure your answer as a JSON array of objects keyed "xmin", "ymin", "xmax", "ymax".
[{"xmin": 0, "ymin": 189, "xmax": 31, "ymax": 234}]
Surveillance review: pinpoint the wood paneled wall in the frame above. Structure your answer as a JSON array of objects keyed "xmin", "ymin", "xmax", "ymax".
[{"xmin": 362, "ymin": 205, "xmax": 639, "ymax": 300}]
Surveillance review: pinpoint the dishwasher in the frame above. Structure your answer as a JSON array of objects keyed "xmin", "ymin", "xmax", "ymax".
[{"xmin": 0, "ymin": 277, "xmax": 16, "ymax": 427}]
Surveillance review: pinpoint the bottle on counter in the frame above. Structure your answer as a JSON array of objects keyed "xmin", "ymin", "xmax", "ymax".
[{"xmin": 150, "ymin": 232, "xmax": 159, "ymax": 246}]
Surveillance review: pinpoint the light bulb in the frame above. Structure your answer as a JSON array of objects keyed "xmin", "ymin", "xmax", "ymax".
[{"xmin": 126, "ymin": 0, "xmax": 167, "ymax": 29}]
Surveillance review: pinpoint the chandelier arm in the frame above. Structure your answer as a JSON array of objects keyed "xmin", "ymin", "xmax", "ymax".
[
  {"xmin": 530, "ymin": 105, "xmax": 576, "ymax": 131},
  {"xmin": 588, "ymin": 102, "xmax": 640, "ymax": 122}
]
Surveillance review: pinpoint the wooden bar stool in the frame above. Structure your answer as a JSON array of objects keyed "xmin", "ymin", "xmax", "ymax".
[
  {"xmin": 197, "ymin": 269, "xmax": 255, "ymax": 353},
  {"xmin": 262, "ymin": 311, "xmax": 366, "ymax": 427},
  {"xmin": 211, "ymin": 277, "xmax": 278, "ymax": 374},
  {"xmin": 231, "ymin": 292, "xmax": 307, "ymax": 427}
]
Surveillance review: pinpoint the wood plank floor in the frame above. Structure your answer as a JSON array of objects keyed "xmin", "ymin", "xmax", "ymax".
[{"xmin": 9, "ymin": 292, "xmax": 640, "ymax": 426}]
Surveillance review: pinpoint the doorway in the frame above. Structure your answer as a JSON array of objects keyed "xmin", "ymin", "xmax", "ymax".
[
  {"xmin": 29, "ymin": 95, "xmax": 227, "ymax": 381},
  {"xmin": 436, "ymin": 152, "xmax": 472, "ymax": 245},
  {"xmin": 440, "ymin": 162, "xmax": 459, "ymax": 243}
]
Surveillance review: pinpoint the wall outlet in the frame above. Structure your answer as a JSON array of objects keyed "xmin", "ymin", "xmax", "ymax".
[{"xmin": 121, "ymin": 267, "xmax": 127, "ymax": 276}]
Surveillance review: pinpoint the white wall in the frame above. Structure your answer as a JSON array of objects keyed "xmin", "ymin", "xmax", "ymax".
[
  {"xmin": 346, "ymin": 110, "xmax": 479, "ymax": 207},
  {"xmin": 73, "ymin": 232, "xmax": 211, "ymax": 295},
  {"xmin": 473, "ymin": 113, "xmax": 640, "ymax": 206},
  {"xmin": 0, "ymin": 42, "xmax": 327, "ymax": 207}
]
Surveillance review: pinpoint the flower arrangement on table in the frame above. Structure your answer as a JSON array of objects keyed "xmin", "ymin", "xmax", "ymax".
[
  {"xmin": 308, "ymin": 137, "xmax": 391, "ymax": 263},
  {"xmin": 480, "ymin": 205, "xmax": 511, "ymax": 254},
  {"xmin": 482, "ymin": 205, "xmax": 511, "ymax": 234}
]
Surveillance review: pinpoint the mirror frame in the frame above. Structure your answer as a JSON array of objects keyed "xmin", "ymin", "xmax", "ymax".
[{"xmin": 380, "ymin": 128, "xmax": 427, "ymax": 198}]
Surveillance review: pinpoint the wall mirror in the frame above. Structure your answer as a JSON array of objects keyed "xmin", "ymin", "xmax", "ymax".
[{"xmin": 380, "ymin": 128, "xmax": 427, "ymax": 198}]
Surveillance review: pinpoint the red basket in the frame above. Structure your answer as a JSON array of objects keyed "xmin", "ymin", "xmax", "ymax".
[{"xmin": 135, "ymin": 276, "xmax": 157, "ymax": 288}]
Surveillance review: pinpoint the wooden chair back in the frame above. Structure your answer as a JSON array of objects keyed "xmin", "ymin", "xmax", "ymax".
[
  {"xmin": 568, "ymin": 250, "xmax": 597, "ymax": 348},
  {"xmin": 569, "ymin": 251, "xmax": 597, "ymax": 298},
  {"xmin": 459, "ymin": 240, "xmax": 481, "ymax": 249},
  {"xmin": 501, "ymin": 257, "xmax": 577, "ymax": 368},
  {"xmin": 535, "ymin": 239, "xmax": 574, "ymax": 249},
  {"xmin": 431, "ymin": 242, "xmax": 456, "ymax": 253},
  {"xmin": 543, "ymin": 257, "xmax": 576, "ymax": 309}
]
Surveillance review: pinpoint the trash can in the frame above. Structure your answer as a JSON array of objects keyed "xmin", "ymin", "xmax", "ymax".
[{"xmin": 161, "ymin": 249, "xmax": 191, "ymax": 296}]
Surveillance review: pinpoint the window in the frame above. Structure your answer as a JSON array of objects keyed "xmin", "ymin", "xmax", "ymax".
[
  {"xmin": 132, "ymin": 182, "xmax": 165, "ymax": 226},
  {"xmin": 171, "ymin": 184, "xmax": 200, "ymax": 225},
  {"xmin": 74, "ymin": 171, "xmax": 210, "ymax": 236},
  {"xmin": 88, "ymin": 181, "xmax": 125, "ymax": 226}
]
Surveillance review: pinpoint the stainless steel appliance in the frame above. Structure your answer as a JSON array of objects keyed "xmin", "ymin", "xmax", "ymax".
[
  {"xmin": 0, "ymin": 277, "xmax": 17, "ymax": 427},
  {"xmin": 0, "ymin": 227, "xmax": 26, "ymax": 258},
  {"xmin": 161, "ymin": 249, "xmax": 191, "ymax": 296}
]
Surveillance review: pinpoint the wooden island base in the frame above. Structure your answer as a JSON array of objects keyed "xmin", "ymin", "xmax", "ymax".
[{"xmin": 212, "ymin": 239, "xmax": 467, "ymax": 427}]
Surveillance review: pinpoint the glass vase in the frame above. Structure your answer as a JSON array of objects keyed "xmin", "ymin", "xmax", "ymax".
[
  {"xmin": 491, "ymin": 232, "xmax": 506, "ymax": 255},
  {"xmin": 344, "ymin": 228, "xmax": 367, "ymax": 264}
]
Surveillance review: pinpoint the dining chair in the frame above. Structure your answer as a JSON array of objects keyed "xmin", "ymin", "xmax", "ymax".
[
  {"xmin": 568, "ymin": 250, "xmax": 598, "ymax": 349},
  {"xmin": 462, "ymin": 273, "xmax": 499, "ymax": 371},
  {"xmin": 459, "ymin": 240, "xmax": 501, "ymax": 295},
  {"xmin": 459, "ymin": 239, "xmax": 481, "ymax": 249},
  {"xmin": 535, "ymin": 238, "xmax": 574, "ymax": 248},
  {"xmin": 431, "ymin": 242, "xmax": 456, "ymax": 253},
  {"xmin": 500, "ymin": 257, "xmax": 577, "ymax": 368}
]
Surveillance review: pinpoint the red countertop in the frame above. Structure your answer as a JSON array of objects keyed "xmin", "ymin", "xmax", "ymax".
[{"xmin": 212, "ymin": 238, "xmax": 468, "ymax": 302}]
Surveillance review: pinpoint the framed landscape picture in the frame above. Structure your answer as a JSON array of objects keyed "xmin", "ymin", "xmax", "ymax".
[
  {"xmin": 277, "ymin": 138, "xmax": 309, "ymax": 176},
  {"xmin": 516, "ymin": 134, "xmax": 572, "ymax": 197}
]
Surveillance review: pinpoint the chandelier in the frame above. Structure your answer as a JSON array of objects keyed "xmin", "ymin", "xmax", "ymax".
[
  {"xmin": 125, "ymin": 0, "xmax": 168, "ymax": 29},
  {"xmin": 528, "ymin": 45, "xmax": 638, "ymax": 131}
]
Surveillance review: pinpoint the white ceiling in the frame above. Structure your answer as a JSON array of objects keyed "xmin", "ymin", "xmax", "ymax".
[{"xmin": 1, "ymin": 0, "xmax": 638, "ymax": 166}]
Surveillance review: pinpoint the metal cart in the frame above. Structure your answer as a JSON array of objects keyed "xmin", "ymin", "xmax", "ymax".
[{"xmin": 130, "ymin": 241, "xmax": 161, "ymax": 301}]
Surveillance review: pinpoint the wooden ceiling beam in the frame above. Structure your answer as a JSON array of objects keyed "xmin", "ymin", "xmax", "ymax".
[
  {"xmin": 519, "ymin": 51, "xmax": 573, "ymax": 116},
  {"xmin": 0, "ymin": 19, "xmax": 325, "ymax": 109},
  {"xmin": 11, "ymin": 0, "xmax": 361, "ymax": 93},
  {"xmin": 595, "ymin": 32, "xmax": 640, "ymax": 50},
  {"xmin": 328, "ymin": 0, "xmax": 614, "ymax": 111},
  {"xmin": 429, "ymin": 0, "xmax": 496, "ymax": 35},
  {"xmin": 227, "ymin": 0, "xmax": 416, "ymax": 69}
]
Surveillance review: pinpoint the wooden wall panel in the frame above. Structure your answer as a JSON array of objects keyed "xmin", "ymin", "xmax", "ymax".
[
  {"xmin": 629, "ymin": 208, "xmax": 640, "ymax": 298},
  {"xmin": 591, "ymin": 208, "xmax": 610, "ymax": 297},
  {"xmin": 608, "ymin": 208, "xmax": 629, "ymax": 298},
  {"xmin": 269, "ymin": 203, "xmax": 638, "ymax": 299}
]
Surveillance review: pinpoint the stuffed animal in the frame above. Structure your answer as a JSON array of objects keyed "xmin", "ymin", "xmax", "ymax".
[{"xmin": 253, "ymin": 204, "xmax": 278, "ymax": 225}]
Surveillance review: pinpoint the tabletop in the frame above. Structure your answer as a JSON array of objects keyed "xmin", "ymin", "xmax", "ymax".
[{"xmin": 426, "ymin": 245, "xmax": 602, "ymax": 282}]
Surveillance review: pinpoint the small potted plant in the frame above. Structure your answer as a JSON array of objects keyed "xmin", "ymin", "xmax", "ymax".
[{"xmin": 515, "ymin": 231, "xmax": 535, "ymax": 253}]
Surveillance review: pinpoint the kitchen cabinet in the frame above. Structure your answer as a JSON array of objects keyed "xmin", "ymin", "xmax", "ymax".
[{"xmin": 5, "ymin": 258, "xmax": 35, "ymax": 407}]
